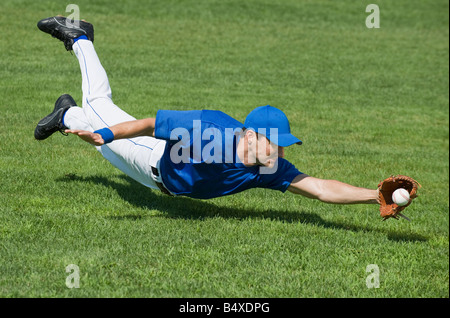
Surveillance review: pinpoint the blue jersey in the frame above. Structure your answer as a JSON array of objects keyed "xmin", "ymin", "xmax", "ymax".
[{"xmin": 155, "ymin": 110, "xmax": 302, "ymax": 199}]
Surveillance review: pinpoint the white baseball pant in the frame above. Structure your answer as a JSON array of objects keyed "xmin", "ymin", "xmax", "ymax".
[{"xmin": 62, "ymin": 39, "xmax": 166, "ymax": 191}]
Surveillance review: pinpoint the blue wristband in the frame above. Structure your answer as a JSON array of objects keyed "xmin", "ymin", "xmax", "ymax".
[{"xmin": 94, "ymin": 128, "xmax": 114, "ymax": 144}]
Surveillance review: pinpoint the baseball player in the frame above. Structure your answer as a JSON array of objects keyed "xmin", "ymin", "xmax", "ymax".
[{"xmin": 35, "ymin": 16, "xmax": 420, "ymax": 220}]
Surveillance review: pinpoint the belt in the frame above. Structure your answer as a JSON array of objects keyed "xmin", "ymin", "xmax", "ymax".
[{"xmin": 151, "ymin": 166, "xmax": 173, "ymax": 196}]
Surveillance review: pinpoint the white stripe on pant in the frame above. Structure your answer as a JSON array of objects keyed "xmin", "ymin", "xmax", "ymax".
[{"xmin": 63, "ymin": 39, "xmax": 165, "ymax": 191}]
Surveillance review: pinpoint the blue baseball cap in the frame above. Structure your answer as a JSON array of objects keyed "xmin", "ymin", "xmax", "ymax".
[{"xmin": 244, "ymin": 105, "xmax": 302, "ymax": 147}]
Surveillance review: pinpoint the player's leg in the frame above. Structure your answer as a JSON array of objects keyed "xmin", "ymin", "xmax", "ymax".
[
  {"xmin": 70, "ymin": 39, "xmax": 166, "ymax": 190},
  {"xmin": 36, "ymin": 16, "xmax": 163, "ymax": 190},
  {"xmin": 63, "ymin": 105, "xmax": 161, "ymax": 190},
  {"xmin": 34, "ymin": 96, "xmax": 160, "ymax": 190},
  {"xmin": 63, "ymin": 106, "xmax": 91, "ymax": 131},
  {"xmin": 72, "ymin": 38, "xmax": 136, "ymax": 130},
  {"xmin": 70, "ymin": 38, "xmax": 165, "ymax": 188},
  {"xmin": 37, "ymin": 16, "xmax": 135, "ymax": 130}
]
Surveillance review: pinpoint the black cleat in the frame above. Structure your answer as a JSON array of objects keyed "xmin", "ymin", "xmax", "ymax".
[
  {"xmin": 37, "ymin": 16, "xmax": 94, "ymax": 51},
  {"xmin": 34, "ymin": 94, "xmax": 77, "ymax": 140}
]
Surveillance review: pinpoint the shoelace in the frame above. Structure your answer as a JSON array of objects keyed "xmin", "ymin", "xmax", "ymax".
[
  {"xmin": 50, "ymin": 30, "xmax": 73, "ymax": 51},
  {"xmin": 58, "ymin": 127, "xmax": 69, "ymax": 136}
]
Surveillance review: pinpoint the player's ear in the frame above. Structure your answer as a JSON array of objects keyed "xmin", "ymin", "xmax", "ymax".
[{"xmin": 245, "ymin": 129, "xmax": 256, "ymax": 145}]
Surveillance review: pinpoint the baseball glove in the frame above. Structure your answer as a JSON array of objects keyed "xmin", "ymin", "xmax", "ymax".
[{"xmin": 377, "ymin": 175, "xmax": 421, "ymax": 221}]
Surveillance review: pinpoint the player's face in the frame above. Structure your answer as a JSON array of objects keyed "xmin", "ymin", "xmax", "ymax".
[{"xmin": 255, "ymin": 135, "xmax": 284, "ymax": 168}]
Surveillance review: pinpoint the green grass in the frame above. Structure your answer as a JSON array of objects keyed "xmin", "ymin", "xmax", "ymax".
[{"xmin": 0, "ymin": 0, "xmax": 448, "ymax": 298}]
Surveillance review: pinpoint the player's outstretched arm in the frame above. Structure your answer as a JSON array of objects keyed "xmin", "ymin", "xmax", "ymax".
[
  {"xmin": 65, "ymin": 118, "xmax": 156, "ymax": 146},
  {"xmin": 288, "ymin": 174, "xmax": 379, "ymax": 205}
]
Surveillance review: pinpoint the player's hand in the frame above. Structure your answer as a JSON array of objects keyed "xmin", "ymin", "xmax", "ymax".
[{"xmin": 65, "ymin": 129, "xmax": 105, "ymax": 146}]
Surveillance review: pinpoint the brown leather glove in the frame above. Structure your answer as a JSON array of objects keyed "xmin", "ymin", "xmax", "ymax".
[{"xmin": 377, "ymin": 175, "xmax": 421, "ymax": 221}]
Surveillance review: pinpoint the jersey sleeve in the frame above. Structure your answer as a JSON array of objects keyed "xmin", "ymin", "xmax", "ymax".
[
  {"xmin": 257, "ymin": 158, "xmax": 302, "ymax": 192},
  {"xmin": 155, "ymin": 110, "xmax": 203, "ymax": 142}
]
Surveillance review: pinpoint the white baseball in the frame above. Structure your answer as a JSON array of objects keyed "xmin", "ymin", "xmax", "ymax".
[{"xmin": 392, "ymin": 188, "xmax": 410, "ymax": 206}]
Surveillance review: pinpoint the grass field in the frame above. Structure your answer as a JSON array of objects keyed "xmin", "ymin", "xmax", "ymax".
[{"xmin": 0, "ymin": 0, "xmax": 448, "ymax": 298}]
